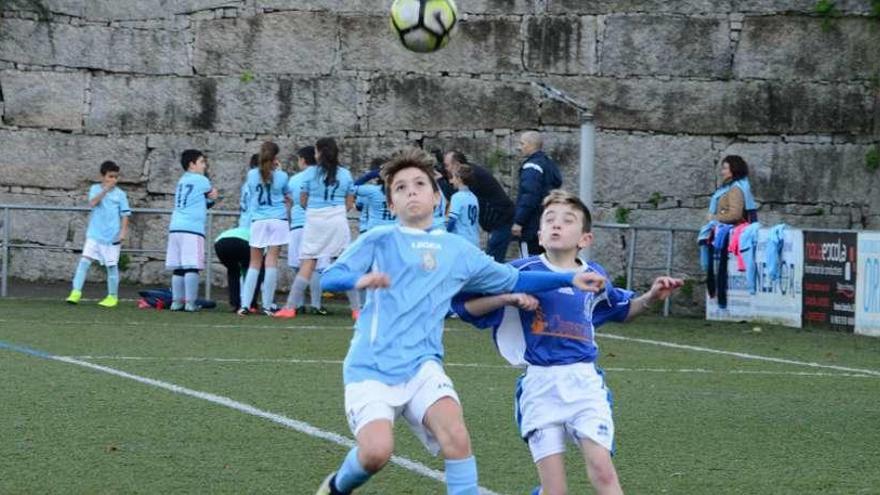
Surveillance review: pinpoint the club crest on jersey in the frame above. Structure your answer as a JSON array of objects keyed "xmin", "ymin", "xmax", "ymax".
[{"xmin": 421, "ymin": 250, "xmax": 438, "ymax": 271}]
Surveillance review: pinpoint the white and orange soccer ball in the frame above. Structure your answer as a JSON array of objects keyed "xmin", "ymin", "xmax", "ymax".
[{"xmin": 390, "ymin": 0, "xmax": 459, "ymax": 53}]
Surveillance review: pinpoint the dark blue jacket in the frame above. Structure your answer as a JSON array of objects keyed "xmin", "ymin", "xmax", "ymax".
[
  {"xmin": 514, "ymin": 150, "xmax": 562, "ymax": 238},
  {"xmin": 469, "ymin": 163, "xmax": 514, "ymax": 230}
]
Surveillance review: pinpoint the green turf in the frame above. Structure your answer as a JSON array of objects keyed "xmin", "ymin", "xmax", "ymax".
[{"xmin": 1, "ymin": 299, "xmax": 878, "ymax": 494}]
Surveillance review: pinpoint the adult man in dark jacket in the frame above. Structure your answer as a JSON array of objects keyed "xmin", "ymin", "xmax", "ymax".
[
  {"xmin": 443, "ymin": 151, "xmax": 516, "ymax": 262},
  {"xmin": 512, "ymin": 131, "xmax": 562, "ymax": 256}
]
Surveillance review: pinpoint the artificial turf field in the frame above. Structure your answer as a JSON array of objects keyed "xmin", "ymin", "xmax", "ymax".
[{"xmin": 1, "ymin": 298, "xmax": 878, "ymax": 494}]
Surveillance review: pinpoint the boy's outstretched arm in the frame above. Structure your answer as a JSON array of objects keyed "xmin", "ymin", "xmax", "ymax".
[
  {"xmin": 463, "ymin": 293, "xmax": 538, "ymax": 318},
  {"xmin": 511, "ymin": 270, "xmax": 605, "ymax": 294},
  {"xmin": 625, "ymin": 276, "xmax": 684, "ymax": 321}
]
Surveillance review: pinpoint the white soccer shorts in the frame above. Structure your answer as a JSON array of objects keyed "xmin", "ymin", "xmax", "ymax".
[
  {"xmin": 287, "ymin": 228, "xmax": 330, "ymax": 270},
  {"xmin": 249, "ymin": 218, "xmax": 289, "ymax": 248},
  {"xmin": 82, "ymin": 238, "xmax": 121, "ymax": 267},
  {"xmin": 165, "ymin": 232, "xmax": 205, "ymax": 270},
  {"xmin": 517, "ymin": 361, "xmax": 615, "ymax": 462},
  {"xmin": 344, "ymin": 359, "xmax": 460, "ymax": 456}
]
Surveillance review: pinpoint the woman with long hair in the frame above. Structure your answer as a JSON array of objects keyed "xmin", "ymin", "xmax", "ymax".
[
  {"xmin": 708, "ymin": 155, "xmax": 758, "ymax": 224},
  {"xmin": 238, "ymin": 141, "xmax": 291, "ymax": 316},
  {"xmin": 289, "ymin": 137, "xmax": 359, "ymax": 319}
]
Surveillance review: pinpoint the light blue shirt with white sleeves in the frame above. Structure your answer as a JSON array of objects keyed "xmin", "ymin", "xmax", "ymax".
[
  {"xmin": 86, "ymin": 184, "xmax": 131, "ymax": 244},
  {"xmin": 301, "ymin": 165, "xmax": 355, "ymax": 210},
  {"xmin": 246, "ymin": 168, "xmax": 290, "ymax": 221},
  {"xmin": 169, "ymin": 172, "xmax": 213, "ymax": 236},
  {"xmin": 322, "ymin": 225, "xmax": 519, "ymax": 385}
]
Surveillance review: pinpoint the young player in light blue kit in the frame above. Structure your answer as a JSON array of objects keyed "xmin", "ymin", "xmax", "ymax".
[
  {"xmin": 238, "ymin": 141, "xmax": 290, "ymax": 316},
  {"xmin": 276, "ymin": 146, "xmax": 329, "ymax": 318},
  {"xmin": 315, "ymin": 149, "xmax": 606, "ymax": 495},
  {"xmin": 446, "ymin": 164, "xmax": 480, "ymax": 246},
  {"xmin": 66, "ymin": 161, "xmax": 131, "ymax": 308},
  {"xmin": 165, "ymin": 149, "xmax": 219, "ymax": 312},
  {"xmin": 291, "ymin": 137, "xmax": 358, "ymax": 319},
  {"xmin": 453, "ymin": 190, "xmax": 683, "ymax": 495},
  {"xmin": 354, "ymin": 157, "xmax": 396, "ymax": 233}
]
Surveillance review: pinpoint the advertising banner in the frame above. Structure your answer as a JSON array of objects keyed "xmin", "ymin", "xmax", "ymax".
[
  {"xmin": 855, "ymin": 233, "xmax": 880, "ymax": 337},
  {"xmin": 707, "ymin": 227, "xmax": 803, "ymax": 328},
  {"xmin": 801, "ymin": 231, "xmax": 857, "ymax": 331}
]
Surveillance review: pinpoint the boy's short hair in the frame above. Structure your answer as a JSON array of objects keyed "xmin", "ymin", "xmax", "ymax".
[
  {"xmin": 297, "ymin": 146, "xmax": 316, "ymax": 165},
  {"xmin": 380, "ymin": 147, "xmax": 439, "ymax": 202},
  {"xmin": 542, "ymin": 189, "xmax": 592, "ymax": 232},
  {"xmin": 100, "ymin": 160, "xmax": 120, "ymax": 176},
  {"xmin": 455, "ymin": 164, "xmax": 476, "ymax": 188},
  {"xmin": 180, "ymin": 149, "xmax": 204, "ymax": 171}
]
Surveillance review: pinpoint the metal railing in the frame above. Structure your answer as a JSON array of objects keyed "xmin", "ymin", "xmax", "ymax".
[{"xmin": 1, "ymin": 204, "xmax": 699, "ymax": 316}]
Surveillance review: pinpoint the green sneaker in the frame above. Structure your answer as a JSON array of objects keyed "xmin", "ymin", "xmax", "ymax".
[
  {"xmin": 97, "ymin": 295, "xmax": 118, "ymax": 308},
  {"xmin": 66, "ymin": 290, "xmax": 82, "ymax": 305}
]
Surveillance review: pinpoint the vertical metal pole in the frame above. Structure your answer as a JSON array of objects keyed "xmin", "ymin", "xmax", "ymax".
[
  {"xmin": 626, "ymin": 228, "xmax": 637, "ymax": 291},
  {"xmin": 664, "ymin": 230, "xmax": 675, "ymax": 317},
  {"xmin": 578, "ymin": 114, "xmax": 595, "ymax": 261},
  {"xmin": 1, "ymin": 207, "xmax": 9, "ymax": 298},
  {"xmin": 205, "ymin": 211, "xmax": 213, "ymax": 300}
]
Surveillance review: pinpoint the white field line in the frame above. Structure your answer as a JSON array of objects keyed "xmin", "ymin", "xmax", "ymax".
[
  {"xmin": 38, "ymin": 353, "xmax": 504, "ymax": 495},
  {"xmin": 599, "ymin": 333, "xmax": 880, "ymax": 377},
  {"xmin": 67, "ymin": 355, "xmax": 878, "ymax": 379},
  {"xmin": 4, "ymin": 317, "xmax": 879, "ymax": 376}
]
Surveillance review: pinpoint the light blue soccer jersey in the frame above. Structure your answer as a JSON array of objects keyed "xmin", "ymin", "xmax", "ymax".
[
  {"xmin": 453, "ymin": 255, "xmax": 634, "ymax": 367},
  {"xmin": 447, "ymin": 188, "xmax": 480, "ymax": 246},
  {"xmin": 169, "ymin": 172, "xmax": 213, "ymax": 236},
  {"xmin": 238, "ymin": 182, "xmax": 253, "ymax": 229},
  {"xmin": 355, "ymin": 184, "xmax": 396, "ymax": 231},
  {"xmin": 246, "ymin": 168, "xmax": 290, "ymax": 221},
  {"xmin": 301, "ymin": 166, "xmax": 355, "ymax": 209},
  {"xmin": 323, "ymin": 225, "xmax": 519, "ymax": 385},
  {"xmin": 431, "ymin": 191, "xmax": 447, "ymax": 230},
  {"xmin": 86, "ymin": 184, "xmax": 131, "ymax": 244},
  {"xmin": 287, "ymin": 168, "xmax": 309, "ymax": 230}
]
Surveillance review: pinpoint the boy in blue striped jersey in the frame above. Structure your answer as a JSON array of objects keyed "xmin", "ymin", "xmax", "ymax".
[
  {"xmin": 453, "ymin": 190, "xmax": 683, "ymax": 495},
  {"xmin": 66, "ymin": 161, "xmax": 131, "ymax": 308},
  {"xmin": 315, "ymin": 149, "xmax": 606, "ymax": 495},
  {"xmin": 165, "ymin": 149, "xmax": 219, "ymax": 312}
]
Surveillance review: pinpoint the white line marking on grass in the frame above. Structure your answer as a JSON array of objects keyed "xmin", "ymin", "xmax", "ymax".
[
  {"xmin": 0, "ymin": 341, "xmax": 503, "ymax": 495},
  {"xmin": 599, "ymin": 333, "xmax": 880, "ymax": 377},
  {"xmin": 0, "ymin": 318, "xmax": 339, "ymax": 331},
  {"xmin": 67, "ymin": 355, "xmax": 878, "ymax": 379}
]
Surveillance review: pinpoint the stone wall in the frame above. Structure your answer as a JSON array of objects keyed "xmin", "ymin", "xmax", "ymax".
[{"xmin": 1, "ymin": 0, "xmax": 878, "ymax": 310}]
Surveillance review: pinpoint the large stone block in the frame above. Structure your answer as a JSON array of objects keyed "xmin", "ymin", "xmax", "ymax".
[
  {"xmin": 257, "ymin": 0, "xmax": 387, "ymax": 13},
  {"xmin": 193, "ymin": 12, "xmax": 337, "ymax": 76},
  {"xmin": 547, "ymin": 0, "xmax": 872, "ymax": 14},
  {"xmin": 86, "ymin": 76, "xmax": 204, "ymax": 133},
  {"xmin": 0, "ymin": 18, "xmax": 190, "ymax": 75},
  {"xmin": 0, "ymin": 191, "xmax": 83, "ymax": 246},
  {"xmin": 213, "ymin": 76, "xmax": 361, "ymax": 135},
  {"xmin": 600, "ymin": 15, "xmax": 731, "ymax": 77},
  {"xmin": 524, "ymin": 16, "xmax": 598, "ymax": 75},
  {"xmin": 0, "ymin": 130, "xmax": 146, "ymax": 189},
  {"xmin": 19, "ymin": 0, "xmax": 240, "ymax": 20},
  {"xmin": 341, "ymin": 15, "xmax": 522, "ymax": 74},
  {"xmin": 0, "ymin": 70, "xmax": 85, "ymax": 130},
  {"xmin": 594, "ymin": 132, "xmax": 716, "ymax": 204},
  {"xmin": 735, "ymin": 16, "xmax": 880, "ymax": 81},
  {"xmin": 547, "ymin": 0, "xmax": 727, "ymax": 14},
  {"xmin": 721, "ymin": 141, "xmax": 876, "ymax": 207},
  {"xmin": 540, "ymin": 76, "xmax": 873, "ymax": 135},
  {"xmin": 369, "ymin": 76, "xmax": 539, "ymax": 131}
]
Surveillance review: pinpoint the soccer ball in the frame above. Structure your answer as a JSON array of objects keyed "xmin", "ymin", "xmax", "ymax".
[{"xmin": 390, "ymin": 0, "xmax": 459, "ymax": 53}]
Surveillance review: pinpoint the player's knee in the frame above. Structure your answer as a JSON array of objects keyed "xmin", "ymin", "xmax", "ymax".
[
  {"xmin": 359, "ymin": 439, "xmax": 393, "ymax": 472},
  {"xmin": 437, "ymin": 422, "xmax": 472, "ymax": 459},
  {"xmin": 588, "ymin": 459, "xmax": 619, "ymax": 488}
]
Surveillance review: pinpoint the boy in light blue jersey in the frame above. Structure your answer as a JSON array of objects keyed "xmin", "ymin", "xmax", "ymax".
[
  {"xmin": 354, "ymin": 157, "xmax": 396, "ymax": 233},
  {"xmin": 446, "ymin": 164, "xmax": 480, "ymax": 246},
  {"xmin": 315, "ymin": 148, "xmax": 606, "ymax": 495},
  {"xmin": 66, "ymin": 161, "xmax": 131, "ymax": 308},
  {"xmin": 165, "ymin": 149, "xmax": 218, "ymax": 312},
  {"xmin": 453, "ymin": 190, "xmax": 683, "ymax": 495},
  {"xmin": 237, "ymin": 154, "xmax": 258, "ymax": 229}
]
